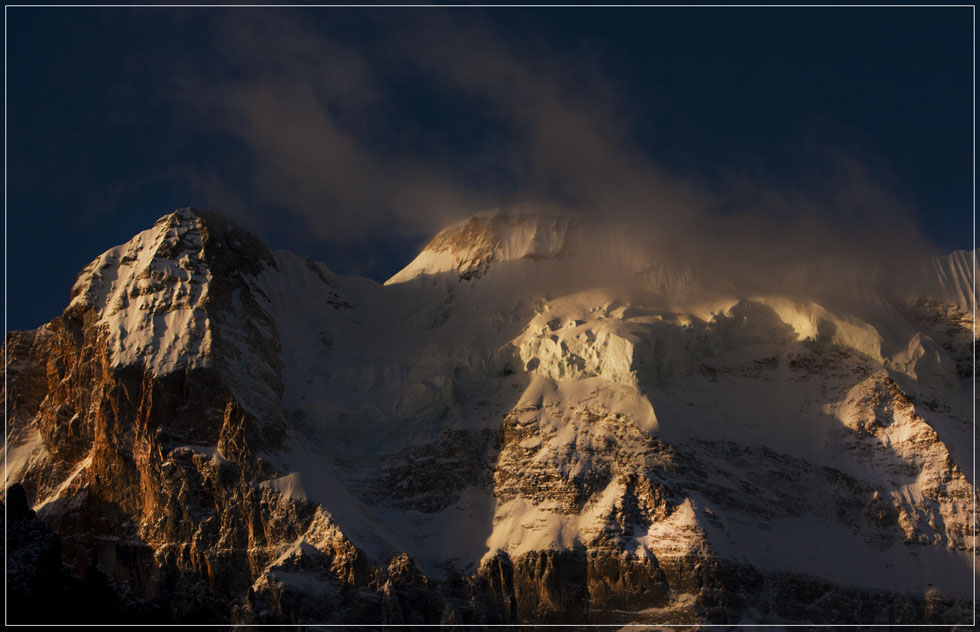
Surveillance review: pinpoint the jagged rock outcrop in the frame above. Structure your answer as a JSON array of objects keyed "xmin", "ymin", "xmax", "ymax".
[
  {"xmin": 3, "ymin": 209, "xmax": 318, "ymax": 622},
  {"xmin": 3, "ymin": 207, "xmax": 976, "ymax": 625}
]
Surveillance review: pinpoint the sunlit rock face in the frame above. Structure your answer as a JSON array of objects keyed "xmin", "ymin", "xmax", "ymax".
[{"xmin": 3, "ymin": 206, "xmax": 977, "ymax": 625}]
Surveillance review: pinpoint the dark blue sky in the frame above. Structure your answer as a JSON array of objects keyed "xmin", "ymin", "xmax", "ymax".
[{"xmin": 6, "ymin": 6, "xmax": 974, "ymax": 331}]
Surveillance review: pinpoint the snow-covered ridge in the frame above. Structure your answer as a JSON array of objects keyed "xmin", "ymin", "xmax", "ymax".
[
  {"xmin": 385, "ymin": 203, "xmax": 699, "ymax": 294},
  {"xmin": 895, "ymin": 248, "xmax": 977, "ymax": 314},
  {"xmin": 13, "ymin": 206, "xmax": 975, "ymax": 617},
  {"xmin": 386, "ymin": 203, "xmax": 579, "ymax": 284},
  {"xmin": 68, "ymin": 207, "xmax": 214, "ymax": 375}
]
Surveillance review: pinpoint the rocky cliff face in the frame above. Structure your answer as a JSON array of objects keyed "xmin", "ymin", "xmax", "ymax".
[{"xmin": 3, "ymin": 207, "xmax": 977, "ymax": 625}]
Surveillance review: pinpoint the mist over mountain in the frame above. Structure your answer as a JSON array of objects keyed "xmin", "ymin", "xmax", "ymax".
[
  {"xmin": 3, "ymin": 206, "xmax": 976, "ymax": 625},
  {"xmin": 7, "ymin": 8, "xmax": 972, "ymax": 333}
]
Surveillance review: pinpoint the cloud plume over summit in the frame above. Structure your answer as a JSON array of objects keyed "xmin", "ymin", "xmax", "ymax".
[
  {"xmin": 6, "ymin": 7, "xmax": 969, "ymax": 332},
  {"xmin": 168, "ymin": 9, "xmax": 936, "ymax": 286}
]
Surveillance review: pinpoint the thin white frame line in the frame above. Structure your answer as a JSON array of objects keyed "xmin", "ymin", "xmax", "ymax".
[
  {"xmin": 3, "ymin": 3, "xmax": 7, "ymax": 629},
  {"xmin": 972, "ymin": 3, "xmax": 977, "ymax": 629},
  {"xmin": 1, "ymin": 4, "xmax": 979, "ymax": 8},
  {"xmin": 1, "ymin": 625, "xmax": 976, "ymax": 629},
  {"xmin": 2, "ymin": 2, "xmax": 976, "ymax": 629}
]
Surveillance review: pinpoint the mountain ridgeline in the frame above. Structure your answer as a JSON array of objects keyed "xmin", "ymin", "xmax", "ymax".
[{"xmin": 3, "ymin": 206, "xmax": 977, "ymax": 625}]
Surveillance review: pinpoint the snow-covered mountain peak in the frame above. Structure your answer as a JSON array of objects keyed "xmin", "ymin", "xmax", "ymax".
[
  {"xmin": 65, "ymin": 208, "xmax": 213, "ymax": 373},
  {"xmin": 70, "ymin": 207, "xmax": 204, "ymax": 306},
  {"xmin": 64, "ymin": 208, "xmax": 278, "ymax": 376},
  {"xmin": 4, "ymin": 206, "xmax": 977, "ymax": 625},
  {"xmin": 385, "ymin": 205, "xmax": 702, "ymax": 299},
  {"xmin": 386, "ymin": 203, "xmax": 582, "ymax": 284}
]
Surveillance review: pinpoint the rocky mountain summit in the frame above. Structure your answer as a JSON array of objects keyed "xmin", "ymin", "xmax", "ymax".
[{"xmin": 3, "ymin": 206, "xmax": 977, "ymax": 625}]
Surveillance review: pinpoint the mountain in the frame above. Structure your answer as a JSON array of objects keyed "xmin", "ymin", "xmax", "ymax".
[{"xmin": 3, "ymin": 206, "xmax": 976, "ymax": 625}]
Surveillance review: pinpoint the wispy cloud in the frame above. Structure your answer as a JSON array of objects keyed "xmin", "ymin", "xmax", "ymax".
[{"xmin": 165, "ymin": 10, "xmax": 933, "ymax": 284}]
